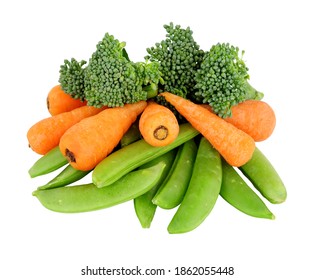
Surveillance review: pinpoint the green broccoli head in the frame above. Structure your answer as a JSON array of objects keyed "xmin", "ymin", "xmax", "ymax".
[
  {"xmin": 59, "ymin": 58, "xmax": 87, "ymax": 101},
  {"xmin": 84, "ymin": 33, "xmax": 162, "ymax": 108},
  {"xmin": 194, "ymin": 43, "xmax": 263, "ymax": 118},
  {"xmin": 145, "ymin": 22, "xmax": 204, "ymax": 98}
]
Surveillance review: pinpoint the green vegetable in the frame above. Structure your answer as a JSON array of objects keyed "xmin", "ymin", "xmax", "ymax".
[
  {"xmin": 37, "ymin": 165, "xmax": 90, "ymax": 190},
  {"xmin": 59, "ymin": 58, "xmax": 87, "ymax": 101},
  {"xmin": 194, "ymin": 43, "xmax": 263, "ymax": 118},
  {"xmin": 146, "ymin": 22, "xmax": 204, "ymax": 98},
  {"xmin": 92, "ymin": 123, "xmax": 199, "ymax": 188},
  {"xmin": 84, "ymin": 33, "xmax": 162, "ymax": 108},
  {"xmin": 120, "ymin": 120, "xmax": 142, "ymax": 148},
  {"xmin": 239, "ymin": 147, "xmax": 287, "ymax": 204},
  {"xmin": 220, "ymin": 159, "xmax": 275, "ymax": 219},
  {"xmin": 32, "ymin": 160, "xmax": 166, "ymax": 213},
  {"xmin": 134, "ymin": 149, "xmax": 177, "ymax": 228},
  {"xmin": 167, "ymin": 137, "xmax": 222, "ymax": 234},
  {"xmin": 152, "ymin": 139, "xmax": 197, "ymax": 209},
  {"xmin": 28, "ymin": 147, "xmax": 68, "ymax": 178}
]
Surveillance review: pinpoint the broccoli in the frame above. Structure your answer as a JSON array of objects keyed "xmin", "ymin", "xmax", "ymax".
[
  {"xmin": 59, "ymin": 58, "xmax": 87, "ymax": 101},
  {"xmin": 194, "ymin": 43, "xmax": 263, "ymax": 118},
  {"xmin": 84, "ymin": 33, "xmax": 162, "ymax": 108},
  {"xmin": 145, "ymin": 22, "xmax": 204, "ymax": 98}
]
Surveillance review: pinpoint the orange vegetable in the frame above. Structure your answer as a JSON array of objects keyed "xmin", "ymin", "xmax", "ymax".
[
  {"xmin": 160, "ymin": 92, "xmax": 255, "ymax": 167},
  {"xmin": 139, "ymin": 101, "xmax": 179, "ymax": 147},
  {"xmin": 225, "ymin": 100, "xmax": 276, "ymax": 142},
  {"xmin": 59, "ymin": 101, "xmax": 147, "ymax": 171},
  {"xmin": 27, "ymin": 106, "xmax": 105, "ymax": 155},
  {"xmin": 47, "ymin": 85, "xmax": 87, "ymax": 116}
]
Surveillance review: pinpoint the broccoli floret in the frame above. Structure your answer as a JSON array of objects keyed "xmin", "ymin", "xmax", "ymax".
[
  {"xmin": 194, "ymin": 43, "xmax": 263, "ymax": 118},
  {"xmin": 84, "ymin": 33, "xmax": 162, "ymax": 108},
  {"xmin": 145, "ymin": 22, "xmax": 204, "ymax": 98},
  {"xmin": 59, "ymin": 58, "xmax": 87, "ymax": 101}
]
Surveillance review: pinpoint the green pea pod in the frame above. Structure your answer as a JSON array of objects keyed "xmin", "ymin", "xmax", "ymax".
[
  {"xmin": 168, "ymin": 137, "xmax": 222, "ymax": 234},
  {"xmin": 134, "ymin": 149, "xmax": 177, "ymax": 228},
  {"xmin": 93, "ymin": 123, "xmax": 199, "ymax": 188},
  {"xmin": 239, "ymin": 147, "xmax": 287, "ymax": 204},
  {"xmin": 37, "ymin": 165, "xmax": 90, "ymax": 190},
  {"xmin": 120, "ymin": 120, "xmax": 141, "ymax": 147},
  {"xmin": 32, "ymin": 159, "xmax": 167, "ymax": 213},
  {"xmin": 152, "ymin": 139, "xmax": 197, "ymax": 209},
  {"xmin": 220, "ymin": 159, "xmax": 275, "ymax": 219},
  {"xmin": 28, "ymin": 147, "xmax": 68, "ymax": 178}
]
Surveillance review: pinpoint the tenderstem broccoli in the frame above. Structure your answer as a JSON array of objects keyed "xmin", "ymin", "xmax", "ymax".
[
  {"xmin": 84, "ymin": 33, "xmax": 162, "ymax": 108},
  {"xmin": 194, "ymin": 43, "xmax": 263, "ymax": 118},
  {"xmin": 59, "ymin": 58, "xmax": 87, "ymax": 101}
]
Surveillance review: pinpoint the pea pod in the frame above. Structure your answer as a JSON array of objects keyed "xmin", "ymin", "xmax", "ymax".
[
  {"xmin": 37, "ymin": 165, "xmax": 90, "ymax": 190},
  {"xmin": 167, "ymin": 137, "xmax": 222, "ymax": 234},
  {"xmin": 28, "ymin": 146, "xmax": 68, "ymax": 178},
  {"xmin": 120, "ymin": 120, "xmax": 141, "ymax": 147},
  {"xmin": 93, "ymin": 123, "xmax": 199, "ymax": 188},
  {"xmin": 152, "ymin": 139, "xmax": 197, "ymax": 209},
  {"xmin": 220, "ymin": 159, "xmax": 275, "ymax": 219},
  {"xmin": 134, "ymin": 149, "xmax": 177, "ymax": 228},
  {"xmin": 32, "ymin": 159, "xmax": 167, "ymax": 213},
  {"xmin": 239, "ymin": 147, "xmax": 287, "ymax": 204}
]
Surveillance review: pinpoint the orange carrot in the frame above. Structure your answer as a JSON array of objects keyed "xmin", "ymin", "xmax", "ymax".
[
  {"xmin": 59, "ymin": 101, "xmax": 147, "ymax": 171},
  {"xmin": 225, "ymin": 100, "xmax": 276, "ymax": 142},
  {"xmin": 160, "ymin": 92, "xmax": 255, "ymax": 167},
  {"xmin": 47, "ymin": 85, "xmax": 87, "ymax": 116},
  {"xmin": 139, "ymin": 101, "xmax": 179, "ymax": 147},
  {"xmin": 27, "ymin": 106, "xmax": 105, "ymax": 155}
]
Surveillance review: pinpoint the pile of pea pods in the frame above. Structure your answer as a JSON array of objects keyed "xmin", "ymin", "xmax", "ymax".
[{"xmin": 30, "ymin": 123, "xmax": 286, "ymax": 234}]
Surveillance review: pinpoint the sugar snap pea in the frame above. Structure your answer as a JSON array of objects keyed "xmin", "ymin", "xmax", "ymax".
[
  {"xmin": 152, "ymin": 139, "xmax": 197, "ymax": 209},
  {"xmin": 32, "ymin": 160, "xmax": 166, "ymax": 213},
  {"xmin": 220, "ymin": 159, "xmax": 275, "ymax": 219},
  {"xmin": 239, "ymin": 147, "xmax": 287, "ymax": 204},
  {"xmin": 28, "ymin": 146, "xmax": 68, "ymax": 178},
  {"xmin": 167, "ymin": 137, "xmax": 222, "ymax": 234},
  {"xmin": 93, "ymin": 123, "xmax": 199, "ymax": 188},
  {"xmin": 134, "ymin": 149, "xmax": 177, "ymax": 228},
  {"xmin": 120, "ymin": 120, "xmax": 141, "ymax": 147},
  {"xmin": 37, "ymin": 165, "xmax": 90, "ymax": 190}
]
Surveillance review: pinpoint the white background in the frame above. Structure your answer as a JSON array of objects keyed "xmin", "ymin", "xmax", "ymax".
[{"xmin": 1, "ymin": 0, "xmax": 314, "ymax": 279}]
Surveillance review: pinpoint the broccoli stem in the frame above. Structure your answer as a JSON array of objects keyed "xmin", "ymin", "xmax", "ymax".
[
  {"xmin": 143, "ymin": 83, "xmax": 158, "ymax": 99},
  {"xmin": 244, "ymin": 81, "xmax": 264, "ymax": 100}
]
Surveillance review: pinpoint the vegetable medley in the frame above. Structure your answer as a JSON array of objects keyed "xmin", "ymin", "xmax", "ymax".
[{"xmin": 27, "ymin": 23, "xmax": 286, "ymax": 234}]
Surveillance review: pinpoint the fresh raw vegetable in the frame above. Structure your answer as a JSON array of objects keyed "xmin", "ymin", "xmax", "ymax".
[
  {"xmin": 92, "ymin": 123, "xmax": 199, "ymax": 188},
  {"xmin": 37, "ymin": 165, "xmax": 90, "ymax": 190},
  {"xmin": 220, "ymin": 159, "xmax": 275, "ymax": 219},
  {"xmin": 160, "ymin": 92, "xmax": 256, "ymax": 167},
  {"xmin": 134, "ymin": 150, "xmax": 177, "ymax": 228},
  {"xmin": 146, "ymin": 22, "xmax": 204, "ymax": 99},
  {"xmin": 167, "ymin": 137, "xmax": 222, "ymax": 234},
  {"xmin": 47, "ymin": 85, "xmax": 87, "ymax": 116},
  {"xmin": 120, "ymin": 120, "xmax": 142, "ymax": 147},
  {"xmin": 239, "ymin": 147, "xmax": 287, "ymax": 204},
  {"xmin": 139, "ymin": 101, "xmax": 179, "ymax": 147},
  {"xmin": 28, "ymin": 146, "xmax": 68, "ymax": 178},
  {"xmin": 84, "ymin": 33, "xmax": 162, "ymax": 108},
  {"xmin": 194, "ymin": 43, "xmax": 263, "ymax": 118},
  {"xmin": 59, "ymin": 58, "xmax": 87, "ymax": 101},
  {"xmin": 59, "ymin": 101, "xmax": 147, "ymax": 171},
  {"xmin": 152, "ymin": 139, "xmax": 197, "ymax": 209},
  {"xmin": 32, "ymin": 158, "xmax": 167, "ymax": 213},
  {"xmin": 225, "ymin": 100, "xmax": 276, "ymax": 142},
  {"xmin": 27, "ymin": 106, "xmax": 104, "ymax": 155}
]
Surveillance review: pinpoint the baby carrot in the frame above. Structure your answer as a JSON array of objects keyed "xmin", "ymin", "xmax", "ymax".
[
  {"xmin": 47, "ymin": 85, "xmax": 87, "ymax": 116},
  {"xmin": 224, "ymin": 100, "xmax": 276, "ymax": 142},
  {"xmin": 27, "ymin": 106, "xmax": 104, "ymax": 155},
  {"xmin": 59, "ymin": 101, "xmax": 147, "ymax": 171},
  {"xmin": 160, "ymin": 92, "xmax": 255, "ymax": 167},
  {"xmin": 139, "ymin": 102, "xmax": 179, "ymax": 147}
]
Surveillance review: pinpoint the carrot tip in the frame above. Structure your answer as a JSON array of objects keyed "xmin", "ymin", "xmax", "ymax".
[
  {"xmin": 65, "ymin": 148, "xmax": 76, "ymax": 163},
  {"xmin": 154, "ymin": 125, "xmax": 169, "ymax": 140}
]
